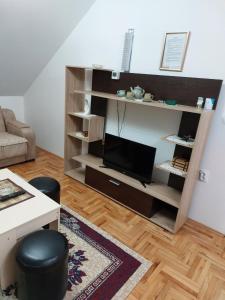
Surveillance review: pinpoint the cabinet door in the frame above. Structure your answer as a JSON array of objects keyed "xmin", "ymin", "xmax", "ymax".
[{"xmin": 85, "ymin": 166, "xmax": 156, "ymax": 217}]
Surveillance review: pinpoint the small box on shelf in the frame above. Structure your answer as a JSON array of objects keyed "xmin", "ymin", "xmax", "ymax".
[
  {"xmin": 172, "ymin": 157, "xmax": 189, "ymax": 172},
  {"xmin": 162, "ymin": 134, "xmax": 194, "ymax": 148}
]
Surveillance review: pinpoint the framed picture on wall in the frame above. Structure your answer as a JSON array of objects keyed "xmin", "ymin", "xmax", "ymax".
[{"xmin": 160, "ymin": 32, "xmax": 190, "ymax": 72}]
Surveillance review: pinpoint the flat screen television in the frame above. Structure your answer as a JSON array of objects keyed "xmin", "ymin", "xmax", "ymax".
[{"xmin": 103, "ymin": 133, "xmax": 156, "ymax": 184}]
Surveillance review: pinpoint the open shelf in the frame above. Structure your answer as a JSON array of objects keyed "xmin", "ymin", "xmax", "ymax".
[
  {"xmin": 150, "ymin": 208, "xmax": 176, "ymax": 233},
  {"xmin": 67, "ymin": 132, "xmax": 89, "ymax": 142},
  {"xmin": 72, "ymin": 154, "xmax": 181, "ymax": 208},
  {"xmin": 67, "ymin": 113, "xmax": 104, "ymax": 143},
  {"xmin": 162, "ymin": 134, "xmax": 194, "ymax": 148},
  {"xmin": 156, "ymin": 161, "xmax": 187, "ymax": 178},
  {"xmin": 73, "ymin": 89, "xmax": 203, "ymax": 115},
  {"xmin": 65, "ymin": 167, "xmax": 85, "ymax": 183},
  {"xmin": 68, "ymin": 112, "xmax": 98, "ymax": 120}
]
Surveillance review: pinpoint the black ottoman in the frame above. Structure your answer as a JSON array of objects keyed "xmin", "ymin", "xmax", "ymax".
[
  {"xmin": 16, "ymin": 230, "xmax": 68, "ymax": 300},
  {"xmin": 28, "ymin": 176, "xmax": 60, "ymax": 204}
]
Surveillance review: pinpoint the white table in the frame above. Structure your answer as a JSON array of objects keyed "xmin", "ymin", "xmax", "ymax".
[{"xmin": 0, "ymin": 169, "xmax": 60, "ymax": 290}]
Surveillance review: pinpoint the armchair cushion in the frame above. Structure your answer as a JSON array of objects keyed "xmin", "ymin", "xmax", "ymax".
[
  {"xmin": 0, "ymin": 132, "xmax": 27, "ymax": 159},
  {"xmin": 0, "ymin": 108, "xmax": 36, "ymax": 166},
  {"xmin": 0, "ymin": 109, "xmax": 6, "ymax": 132},
  {"xmin": 6, "ymin": 120, "xmax": 36, "ymax": 160}
]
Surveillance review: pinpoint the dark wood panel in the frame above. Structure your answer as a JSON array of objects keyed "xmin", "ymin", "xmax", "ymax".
[
  {"xmin": 168, "ymin": 112, "xmax": 199, "ymax": 191},
  {"xmin": 88, "ymin": 140, "xmax": 104, "ymax": 158},
  {"xmin": 85, "ymin": 166, "xmax": 157, "ymax": 217},
  {"xmin": 178, "ymin": 112, "xmax": 200, "ymax": 139},
  {"xmin": 88, "ymin": 96, "xmax": 107, "ymax": 157},
  {"xmin": 90, "ymin": 96, "xmax": 107, "ymax": 117},
  {"xmin": 168, "ymin": 173, "xmax": 185, "ymax": 192},
  {"xmin": 92, "ymin": 70, "xmax": 222, "ymax": 109}
]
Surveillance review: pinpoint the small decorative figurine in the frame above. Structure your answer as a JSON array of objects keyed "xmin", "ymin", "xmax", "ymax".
[
  {"xmin": 204, "ymin": 98, "xmax": 215, "ymax": 110},
  {"xmin": 143, "ymin": 93, "xmax": 155, "ymax": 102},
  {"xmin": 181, "ymin": 135, "xmax": 193, "ymax": 142},
  {"xmin": 82, "ymin": 131, "xmax": 88, "ymax": 137},
  {"xmin": 83, "ymin": 98, "xmax": 90, "ymax": 115},
  {"xmin": 126, "ymin": 91, "xmax": 134, "ymax": 100},
  {"xmin": 197, "ymin": 97, "xmax": 204, "ymax": 109}
]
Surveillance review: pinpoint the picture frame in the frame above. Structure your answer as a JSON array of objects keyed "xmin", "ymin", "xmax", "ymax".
[{"xmin": 160, "ymin": 32, "xmax": 190, "ymax": 72}]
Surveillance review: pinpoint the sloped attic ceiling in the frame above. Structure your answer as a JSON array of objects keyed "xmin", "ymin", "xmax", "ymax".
[{"xmin": 0, "ymin": 0, "xmax": 95, "ymax": 96}]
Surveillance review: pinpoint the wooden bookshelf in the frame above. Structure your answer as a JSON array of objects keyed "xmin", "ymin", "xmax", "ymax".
[{"xmin": 64, "ymin": 66, "xmax": 220, "ymax": 233}]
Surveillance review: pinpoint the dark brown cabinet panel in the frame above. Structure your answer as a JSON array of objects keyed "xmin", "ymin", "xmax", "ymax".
[{"xmin": 85, "ymin": 166, "xmax": 156, "ymax": 217}]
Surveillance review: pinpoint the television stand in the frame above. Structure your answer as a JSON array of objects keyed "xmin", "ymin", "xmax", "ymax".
[{"xmin": 64, "ymin": 66, "xmax": 222, "ymax": 233}]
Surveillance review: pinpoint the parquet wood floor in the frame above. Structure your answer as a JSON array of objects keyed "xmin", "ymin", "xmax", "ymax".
[{"xmin": 9, "ymin": 148, "xmax": 225, "ymax": 299}]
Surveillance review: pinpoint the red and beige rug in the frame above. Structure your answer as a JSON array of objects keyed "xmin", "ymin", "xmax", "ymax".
[{"xmin": 2, "ymin": 205, "xmax": 152, "ymax": 300}]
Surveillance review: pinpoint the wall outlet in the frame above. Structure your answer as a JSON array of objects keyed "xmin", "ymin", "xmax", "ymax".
[{"xmin": 199, "ymin": 169, "xmax": 210, "ymax": 183}]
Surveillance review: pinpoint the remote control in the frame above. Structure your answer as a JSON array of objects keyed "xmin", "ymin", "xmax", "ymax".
[{"xmin": 0, "ymin": 190, "xmax": 26, "ymax": 202}]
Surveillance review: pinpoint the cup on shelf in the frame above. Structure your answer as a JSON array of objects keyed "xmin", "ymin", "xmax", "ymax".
[
  {"xmin": 143, "ymin": 93, "xmax": 155, "ymax": 102},
  {"xmin": 116, "ymin": 90, "xmax": 126, "ymax": 97}
]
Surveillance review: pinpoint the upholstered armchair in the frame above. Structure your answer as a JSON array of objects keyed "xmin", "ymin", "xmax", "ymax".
[{"xmin": 0, "ymin": 108, "xmax": 36, "ymax": 168}]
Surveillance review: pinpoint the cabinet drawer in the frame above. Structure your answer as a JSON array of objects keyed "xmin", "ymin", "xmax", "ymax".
[{"xmin": 85, "ymin": 166, "xmax": 156, "ymax": 217}]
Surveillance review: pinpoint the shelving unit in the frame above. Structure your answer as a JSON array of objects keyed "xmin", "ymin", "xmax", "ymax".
[{"xmin": 64, "ymin": 66, "xmax": 221, "ymax": 233}]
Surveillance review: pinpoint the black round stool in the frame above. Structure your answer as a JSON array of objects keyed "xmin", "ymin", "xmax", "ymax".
[
  {"xmin": 28, "ymin": 176, "xmax": 60, "ymax": 204},
  {"xmin": 16, "ymin": 230, "xmax": 68, "ymax": 300}
]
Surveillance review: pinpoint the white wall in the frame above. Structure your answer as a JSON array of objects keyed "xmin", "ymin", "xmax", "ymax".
[
  {"xmin": 0, "ymin": 97, "xmax": 25, "ymax": 121},
  {"xmin": 0, "ymin": 0, "xmax": 95, "ymax": 95},
  {"xmin": 24, "ymin": 0, "xmax": 225, "ymax": 233}
]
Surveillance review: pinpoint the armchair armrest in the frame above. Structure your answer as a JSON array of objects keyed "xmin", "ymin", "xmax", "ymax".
[{"xmin": 6, "ymin": 120, "xmax": 36, "ymax": 160}]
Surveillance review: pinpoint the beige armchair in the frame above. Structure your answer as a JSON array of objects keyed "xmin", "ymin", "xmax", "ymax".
[{"xmin": 0, "ymin": 108, "xmax": 36, "ymax": 168}]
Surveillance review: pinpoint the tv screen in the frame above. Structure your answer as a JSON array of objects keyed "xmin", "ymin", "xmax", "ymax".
[{"xmin": 103, "ymin": 134, "xmax": 156, "ymax": 183}]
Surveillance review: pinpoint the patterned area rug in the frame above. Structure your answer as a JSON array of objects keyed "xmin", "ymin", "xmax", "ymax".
[{"xmin": 1, "ymin": 205, "xmax": 151, "ymax": 300}]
